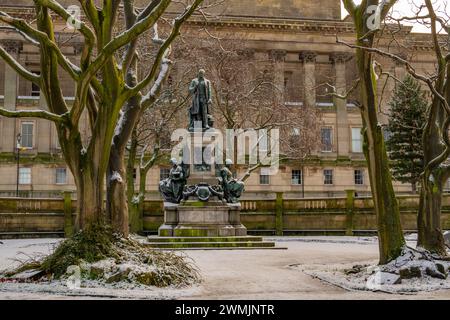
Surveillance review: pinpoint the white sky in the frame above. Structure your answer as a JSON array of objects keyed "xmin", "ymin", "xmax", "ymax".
[{"xmin": 341, "ymin": 0, "xmax": 450, "ymax": 33}]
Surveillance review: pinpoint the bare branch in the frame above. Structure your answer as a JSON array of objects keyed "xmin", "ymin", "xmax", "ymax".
[
  {"xmin": 0, "ymin": 46, "xmax": 41, "ymax": 85},
  {"xmin": 0, "ymin": 108, "xmax": 66, "ymax": 123}
]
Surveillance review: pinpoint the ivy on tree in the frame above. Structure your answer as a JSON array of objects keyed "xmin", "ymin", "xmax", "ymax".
[{"xmin": 386, "ymin": 75, "xmax": 427, "ymax": 193}]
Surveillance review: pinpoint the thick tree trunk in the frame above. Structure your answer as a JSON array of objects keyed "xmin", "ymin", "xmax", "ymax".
[
  {"xmin": 107, "ymin": 71, "xmax": 141, "ymax": 236},
  {"xmin": 418, "ymin": 175, "xmax": 447, "ymax": 255},
  {"xmin": 73, "ymin": 164, "xmax": 104, "ymax": 231},
  {"xmin": 128, "ymin": 169, "xmax": 147, "ymax": 234},
  {"xmin": 126, "ymin": 130, "xmax": 143, "ymax": 233},
  {"xmin": 107, "ymin": 148, "xmax": 129, "ymax": 237},
  {"xmin": 417, "ymin": 103, "xmax": 447, "ymax": 255},
  {"xmin": 356, "ymin": 41, "xmax": 405, "ymax": 265}
]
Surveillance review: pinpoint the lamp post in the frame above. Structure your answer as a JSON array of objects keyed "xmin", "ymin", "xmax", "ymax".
[{"xmin": 16, "ymin": 133, "xmax": 21, "ymax": 197}]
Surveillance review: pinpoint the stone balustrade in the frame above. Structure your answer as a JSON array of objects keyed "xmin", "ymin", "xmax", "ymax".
[{"xmin": 1, "ymin": 192, "xmax": 450, "ymax": 238}]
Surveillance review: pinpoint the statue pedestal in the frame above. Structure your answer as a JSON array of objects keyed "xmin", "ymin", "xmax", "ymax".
[
  {"xmin": 158, "ymin": 201, "xmax": 247, "ymax": 237},
  {"xmin": 158, "ymin": 130, "xmax": 247, "ymax": 238}
]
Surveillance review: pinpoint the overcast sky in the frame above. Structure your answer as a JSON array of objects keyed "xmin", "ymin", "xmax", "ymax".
[{"xmin": 341, "ymin": 0, "xmax": 450, "ymax": 33}]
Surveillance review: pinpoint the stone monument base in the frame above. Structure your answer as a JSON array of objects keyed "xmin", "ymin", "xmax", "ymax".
[{"xmin": 158, "ymin": 201, "xmax": 247, "ymax": 237}]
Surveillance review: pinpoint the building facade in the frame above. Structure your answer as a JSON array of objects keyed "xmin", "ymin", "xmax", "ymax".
[{"xmin": 0, "ymin": 0, "xmax": 438, "ymax": 198}]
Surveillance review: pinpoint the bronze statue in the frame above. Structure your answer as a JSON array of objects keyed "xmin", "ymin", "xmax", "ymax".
[
  {"xmin": 159, "ymin": 158, "xmax": 188, "ymax": 203},
  {"xmin": 189, "ymin": 69, "xmax": 213, "ymax": 131},
  {"xmin": 219, "ymin": 159, "xmax": 245, "ymax": 203}
]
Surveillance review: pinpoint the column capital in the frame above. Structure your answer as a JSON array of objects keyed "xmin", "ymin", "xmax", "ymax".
[
  {"xmin": 330, "ymin": 52, "xmax": 352, "ymax": 64},
  {"xmin": 0, "ymin": 40, "xmax": 23, "ymax": 54},
  {"xmin": 299, "ymin": 51, "xmax": 317, "ymax": 63},
  {"xmin": 269, "ymin": 50, "xmax": 287, "ymax": 62}
]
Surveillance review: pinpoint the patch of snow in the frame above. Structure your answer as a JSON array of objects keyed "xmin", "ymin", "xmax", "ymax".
[
  {"xmin": 114, "ymin": 110, "xmax": 126, "ymax": 139},
  {"xmin": 0, "ymin": 281, "xmax": 201, "ymax": 300},
  {"xmin": 299, "ymin": 246, "xmax": 450, "ymax": 294},
  {"xmin": 405, "ymin": 233, "xmax": 418, "ymax": 242},
  {"xmin": 366, "ymin": 271, "xmax": 401, "ymax": 289},
  {"xmin": 144, "ymin": 58, "xmax": 170, "ymax": 101},
  {"xmin": 131, "ymin": 195, "xmax": 141, "ymax": 205},
  {"xmin": 110, "ymin": 171, "xmax": 123, "ymax": 183},
  {"xmin": 266, "ymin": 236, "xmax": 378, "ymax": 245}
]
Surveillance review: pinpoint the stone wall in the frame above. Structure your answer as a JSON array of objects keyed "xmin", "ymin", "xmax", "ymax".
[{"xmin": 2, "ymin": 193, "xmax": 450, "ymax": 237}]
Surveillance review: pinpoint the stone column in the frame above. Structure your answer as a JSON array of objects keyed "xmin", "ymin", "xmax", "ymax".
[
  {"xmin": 300, "ymin": 51, "xmax": 317, "ymax": 108},
  {"xmin": 394, "ymin": 53, "xmax": 406, "ymax": 82},
  {"xmin": 269, "ymin": 50, "xmax": 286, "ymax": 102},
  {"xmin": 331, "ymin": 52, "xmax": 351, "ymax": 156},
  {"xmin": 37, "ymin": 72, "xmax": 51, "ymax": 153},
  {"xmin": 379, "ymin": 54, "xmax": 407, "ymax": 124},
  {"xmin": 1, "ymin": 40, "xmax": 22, "ymax": 152}
]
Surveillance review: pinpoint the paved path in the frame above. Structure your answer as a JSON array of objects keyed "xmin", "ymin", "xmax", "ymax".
[{"xmin": 1, "ymin": 237, "xmax": 450, "ymax": 299}]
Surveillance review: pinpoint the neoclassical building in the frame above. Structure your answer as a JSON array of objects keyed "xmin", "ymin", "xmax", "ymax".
[{"xmin": 0, "ymin": 0, "xmax": 437, "ymax": 198}]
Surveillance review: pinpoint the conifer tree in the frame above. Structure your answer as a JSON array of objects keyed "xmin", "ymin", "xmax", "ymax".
[{"xmin": 386, "ymin": 75, "xmax": 427, "ymax": 193}]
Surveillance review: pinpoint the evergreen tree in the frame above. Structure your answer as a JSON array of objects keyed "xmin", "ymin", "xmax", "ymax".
[{"xmin": 386, "ymin": 75, "xmax": 427, "ymax": 193}]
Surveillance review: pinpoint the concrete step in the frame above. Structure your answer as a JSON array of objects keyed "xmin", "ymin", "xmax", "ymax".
[
  {"xmin": 148, "ymin": 246, "xmax": 288, "ymax": 251},
  {"xmin": 145, "ymin": 241, "xmax": 276, "ymax": 249},
  {"xmin": 147, "ymin": 236, "xmax": 263, "ymax": 243}
]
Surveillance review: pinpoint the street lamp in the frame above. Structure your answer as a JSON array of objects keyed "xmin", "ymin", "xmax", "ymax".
[{"xmin": 16, "ymin": 133, "xmax": 21, "ymax": 197}]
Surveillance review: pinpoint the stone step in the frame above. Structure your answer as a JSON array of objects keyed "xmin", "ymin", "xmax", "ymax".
[
  {"xmin": 149, "ymin": 246, "xmax": 288, "ymax": 251},
  {"xmin": 147, "ymin": 236, "xmax": 263, "ymax": 243},
  {"xmin": 144, "ymin": 241, "xmax": 276, "ymax": 249}
]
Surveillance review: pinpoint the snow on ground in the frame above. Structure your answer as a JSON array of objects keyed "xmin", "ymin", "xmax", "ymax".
[
  {"xmin": 300, "ymin": 260, "xmax": 450, "ymax": 295},
  {"xmin": 2, "ymin": 236, "xmax": 450, "ymax": 299}
]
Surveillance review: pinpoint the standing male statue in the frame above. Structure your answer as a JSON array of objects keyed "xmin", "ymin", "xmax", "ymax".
[{"xmin": 189, "ymin": 69, "xmax": 213, "ymax": 131}]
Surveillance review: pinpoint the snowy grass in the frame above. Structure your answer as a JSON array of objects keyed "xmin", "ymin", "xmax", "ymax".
[{"xmin": 298, "ymin": 245, "xmax": 450, "ymax": 294}]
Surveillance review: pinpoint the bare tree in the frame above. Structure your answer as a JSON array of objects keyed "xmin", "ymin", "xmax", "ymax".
[
  {"xmin": 341, "ymin": 0, "xmax": 406, "ymax": 264},
  {"xmin": 174, "ymin": 36, "xmax": 322, "ymax": 165},
  {"xmin": 0, "ymin": 0, "xmax": 204, "ymax": 236},
  {"xmin": 341, "ymin": 0, "xmax": 450, "ymax": 256}
]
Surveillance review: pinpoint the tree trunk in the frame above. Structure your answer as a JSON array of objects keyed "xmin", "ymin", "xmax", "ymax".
[
  {"xmin": 127, "ymin": 129, "xmax": 142, "ymax": 234},
  {"xmin": 418, "ymin": 175, "xmax": 447, "ymax": 255},
  {"xmin": 107, "ymin": 147, "xmax": 129, "ymax": 237},
  {"xmin": 411, "ymin": 182, "xmax": 417, "ymax": 194},
  {"xmin": 74, "ymin": 164, "xmax": 104, "ymax": 231},
  {"xmin": 107, "ymin": 71, "xmax": 141, "ymax": 236},
  {"xmin": 356, "ymin": 39, "xmax": 405, "ymax": 264}
]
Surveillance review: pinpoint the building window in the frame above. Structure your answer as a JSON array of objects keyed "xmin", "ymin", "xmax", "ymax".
[
  {"xmin": 31, "ymin": 71, "xmax": 40, "ymax": 96},
  {"xmin": 19, "ymin": 167, "xmax": 31, "ymax": 185},
  {"xmin": 31, "ymin": 82, "xmax": 40, "ymax": 97},
  {"xmin": 354, "ymin": 169, "xmax": 364, "ymax": 185},
  {"xmin": 259, "ymin": 173, "xmax": 270, "ymax": 185},
  {"xmin": 292, "ymin": 170, "xmax": 302, "ymax": 185},
  {"xmin": 21, "ymin": 122, "xmax": 34, "ymax": 149},
  {"xmin": 55, "ymin": 168, "xmax": 67, "ymax": 185},
  {"xmin": 324, "ymin": 169, "xmax": 333, "ymax": 185},
  {"xmin": 321, "ymin": 127, "xmax": 333, "ymax": 152},
  {"xmin": 351, "ymin": 127, "xmax": 363, "ymax": 153},
  {"xmin": 160, "ymin": 168, "xmax": 170, "ymax": 181}
]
